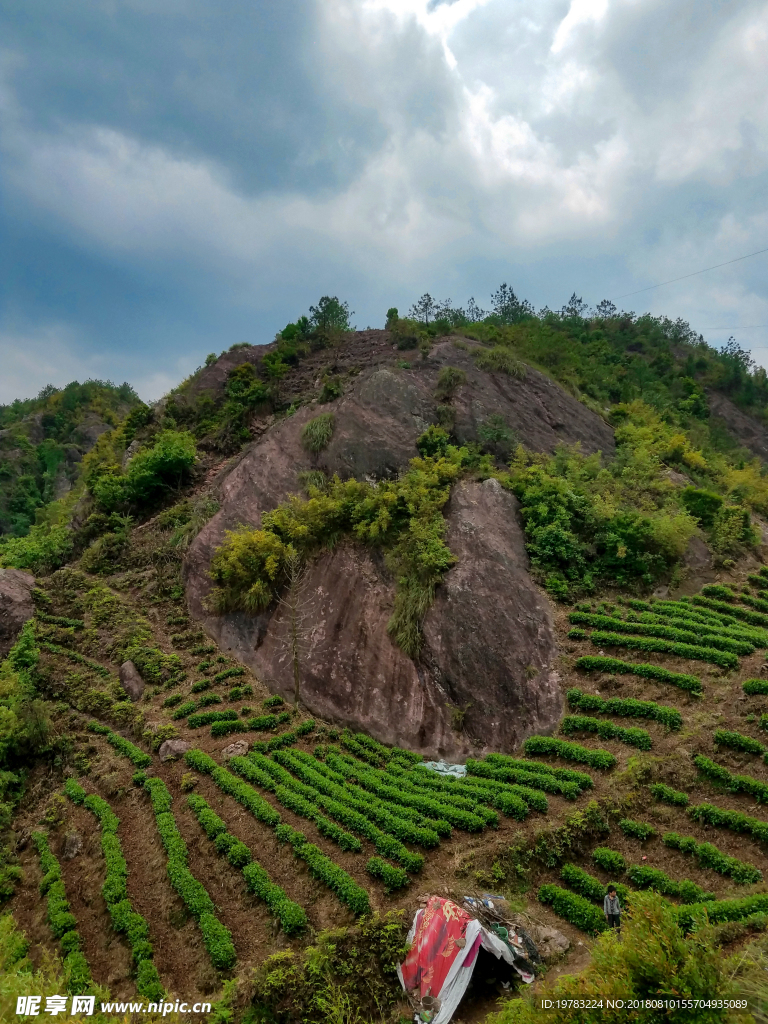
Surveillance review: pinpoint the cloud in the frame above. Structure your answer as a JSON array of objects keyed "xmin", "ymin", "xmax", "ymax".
[{"xmin": 1, "ymin": 0, "xmax": 768, "ymax": 400}]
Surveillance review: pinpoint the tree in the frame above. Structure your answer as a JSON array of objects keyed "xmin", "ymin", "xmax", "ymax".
[
  {"xmin": 596, "ymin": 299, "xmax": 617, "ymax": 318},
  {"xmin": 408, "ymin": 294, "xmax": 438, "ymax": 324},
  {"xmin": 277, "ymin": 550, "xmax": 312, "ymax": 706},
  {"xmin": 490, "ymin": 283, "xmax": 533, "ymax": 323},
  {"xmin": 563, "ymin": 293, "xmax": 588, "ymax": 317},
  {"xmin": 308, "ymin": 297, "xmax": 353, "ymax": 334}
]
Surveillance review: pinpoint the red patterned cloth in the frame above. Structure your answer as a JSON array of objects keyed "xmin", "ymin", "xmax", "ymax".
[{"xmin": 399, "ymin": 897, "xmax": 474, "ymax": 999}]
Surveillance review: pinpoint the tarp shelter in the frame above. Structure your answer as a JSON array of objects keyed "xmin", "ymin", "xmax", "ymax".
[{"xmin": 398, "ymin": 896, "xmax": 534, "ymax": 1024}]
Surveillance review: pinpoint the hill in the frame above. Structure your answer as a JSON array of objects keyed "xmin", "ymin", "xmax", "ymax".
[{"xmin": 2, "ymin": 294, "xmax": 768, "ymax": 1021}]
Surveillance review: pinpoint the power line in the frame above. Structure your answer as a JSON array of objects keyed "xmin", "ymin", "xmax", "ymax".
[
  {"xmin": 700, "ymin": 325, "xmax": 768, "ymax": 330},
  {"xmin": 612, "ymin": 245, "xmax": 768, "ymax": 299}
]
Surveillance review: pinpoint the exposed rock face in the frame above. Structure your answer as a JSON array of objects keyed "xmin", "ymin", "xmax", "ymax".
[
  {"xmin": 220, "ymin": 740, "xmax": 249, "ymax": 760},
  {"xmin": 158, "ymin": 739, "xmax": 191, "ymax": 761},
  {"xmin": 709, "ymin": 391, "xmax": 768, "ymax": 462},
  {"xmin": 119, "ymin": 661, "xmax": 145, "ymax": 702},
  {"xmin": 183, "ymin": 349, "xmax": 610, "ymax": 756},
  {"xmin": 63, "ymin": 831, "xmax": 82, "ymax": 860},
  {"xmin": 0, "ymin": 569, "xmax": 36, "ymax": 659}
]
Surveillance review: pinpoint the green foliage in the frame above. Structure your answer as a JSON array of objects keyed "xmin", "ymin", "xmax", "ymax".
[
  {"xmin": 650, "ymin": 782, "xmax": 690, "ymax": 806},
  {"xmin": 681, "ymin": 487, "xmax": 723, "ymax": 527},
  {"xmin": 366, "ymin": 857, "xmax": 410, "ymax": 893},
  {"xmin": 484, "ymin": 753, "xmax": 593, "ymax": 788},
  {"xmin": 209, "ymin": 444, "xmax": 473, "ymax": 656},
  {"xmin": 570, "ymin": 611, "xmax": 753, "ymax": 655},
  {"xmin": 592, "ymin": 848, "xmax": 626, "ymax": 874},
  {"xmin": 587, "ymin": 630, "xmax": 738, "ymax": 669},
  {"xmin": 434, "ymin": 366, "xmax": 467, "ymax": 401},
  {"xmin": 186, "ymin": 793, "xmax": 307, "ymax": 935},
  {"xmin": 416, "ymin": 425, "xmax": 451, "ymax": 458},
  {"xmin": 213, "ymin": 667, "xmax": 245, "ymax": 684},
  {"xmin": 694, "ymin": 754, "xmax": 768, "ymax": 802},
  {"xmin": 713, "ymin": 728, "xmax": 764, "ymax": 755},
  {"xmin": 523, "ymin": 735, "xmax": 616, "ymax": 770},
  {"xmin": 560, "ymin": 863, "xmax": 630, "ymax": 905},
  {"xmin": 677, "ymin": 893, "xmax": 768, "ymax": 932},
  {"xmin": 64, "ymin": 780, "xmax": 163, "ymax": 999},
  {"xmin": 626, "ymin": 863, "xmax": 713, "ymax": 904},
  {"xmin": 473, "ymin": 345, "xmax": 526, "ymax": 377},
  {"xmin": 263, "ymin": 694, "xmax": 284, "ymax": 708},
  {"xmin": 689, "ymin": 802, "xmax": 768, "ymax": 844},
  {"xmin": 90, "ymin": 430, "xmax": 197, "ymax": 514},
  {"xmin": 566, "ymin": 687, "xmax": 682, "ymax": 730},
  {"xmin": 0, "ymin": 522, "xmax": 74, "ymax": 575},
  {"xmin": 466, "ymin": 758, "xmax": 580, "ymax": 799},
  {"xmin": 618, "ymin": 819, "xmax": 656, "ymax": 841},
  {"xmin": 743, "ymin": 678, "xmax": 768, "ymax": 695},
  {"xmin": 211, "ymin": 720, "xmax": 249, "ymax": 738},
  {"xmin": 537, "ymin": 883, "xmax": 606, "ymax": 935},
  {"xmin": 300, "ymin": 413, "xmax": 335, "ymax": 454},
  {"xmin": 561, "ymin": 714, "xmax": 652, "ymax": 750},
  {"xmin": 87, "ymin": 721, "xmax": 151, "ymax": 767},
  {"xmin": 575, "ymin": 654, "xmax": 702, "ymax": 693},
  {"xmin": 143, "ymin": 776, "xmax": 236, "ymax": 970},
  {"xmin": 187, "ymin": 709, "xmax": 238, "ymax": 729},
  {"xmin": 171, "ymin": 700, "xmax": 197, "ymax": 720},
  {"xmin": 662, "ymin": 832, "xmax": 761, "ymax": 885}
]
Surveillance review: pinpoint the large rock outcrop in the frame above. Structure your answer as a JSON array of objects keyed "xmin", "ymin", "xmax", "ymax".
[
  {"xmin": 0, "ymin": 569, "xmax": 36, "ymax": 659},
  {"xmin": 185, "ymin": 347, "xmax": 612, "ymax": 756}
]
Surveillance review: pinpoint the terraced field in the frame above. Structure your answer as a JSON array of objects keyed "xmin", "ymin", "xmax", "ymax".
[{"xmin": 7, "ymin": 560, "xmax": 768, "ymax": 1017}]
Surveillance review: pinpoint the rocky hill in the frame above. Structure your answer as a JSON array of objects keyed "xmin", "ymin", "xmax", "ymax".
[{"xmin": 3, "ymin": 305, "xmax": 768, "ymax": 1021}]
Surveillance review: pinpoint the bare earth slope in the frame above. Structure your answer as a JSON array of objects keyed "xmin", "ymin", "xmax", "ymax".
[{"xmin": 184, "ymin": 337, "xmax": 614, "ymax": 758}]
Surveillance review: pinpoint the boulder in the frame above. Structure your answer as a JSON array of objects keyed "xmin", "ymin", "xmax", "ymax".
[
  {"xmin": 0, "ymin": 569, "xmax": 36, "ymax": 659},
  {"xmin": 220, "ymin": 740, "xmax": 249, "ymax": 760},
  {"xmin": 119, "ymin": 661, "xmax": 145, "ymax": 702},
  {"xmin": 63, "ymin": 831, "xmax": 82, "ymax": 860},
  {"xmin": 158, "ymin": 739, "xmax": 190, "ymax": 761},
  {"xmin": 530, "ymin": 925, "xmax": 570, "ymax": 962}
]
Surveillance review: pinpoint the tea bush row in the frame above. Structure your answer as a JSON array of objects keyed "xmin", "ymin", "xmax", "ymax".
[
  {"xmin": 186, "ymin": 793, "xmax": 307, "ymax": 934},
  {"xmin": 484, "ymin": 753, "xmax": 594, "ymax": 789},
  {"xmin": 625, "ymin": 863, "xmax": 714, "ymax": 904},
  {"xmin": 211, "ymin": 720, "xmax": 250, "ymax": 738},
  {"xmin": 713, "ymin": 729, "xmax": 765, "ymax": 756},
  {"xmin": 694, "ymin": 755, "xmax": 768, "ymax": 803},
  {"xmin": 574, "ymin": 655, "xmax": 702, "ymax": 694},
  {"xmin": 691, "ymin": 595, "xmax": 768, "ymax": 628},
  {"xmin": 87, "ymin": 721, "xmax": 151, "ymax": 768},
  {"xmin": 587, "ymin": 631, "xmax": 738, "ymax": 670},
  {"xmin": 143, "ymin": 777, "xmax": 236, "ymax": 970},
  {"xmin": 32, "ymin": 831, "xmax": 92, "ymax": 993},
  {"xmin": 561, "ymin": 714, "xmax": 652, "ymax": 750},
  {"xmin": 592, "ymin": 848, "xmax": 626, "ymax": 874},
  {"xmin": 183, "ymin": 750, "xmax": 370, "ymax": 916},
  {"xmin": 619, "ymin": 819, "xmax": 656, "ymax": 841},
  {"xmin": 677, "ymin": 893, "xmax": 768, "ymax": 932},
  {"xmin": 186, "ymin": 709, "xmax": 239, "ymax": 729},
  {"xmin": 64, "ymin": 780, "xmax": 163, "ymax": 1000},
  {"xmin": 688, "ymin": 802, "xmax": 768, "ymax": 844},
  {"xmin": 523, "ymin": 736, "xmax": 616, "ymax": 770},
  {"xmin": 404, "ymin": 764, "xmax": 545, "ymax": 815},
  {"xmin": 569, "ymin": 613, "xmax": 753, "ymax": 656},
  {"xmin": 366, "ymin": 857, "xmax": 410, "ymax": 893},
  {"xmin": 466, "ymin": 758, "xmax": 580, "ymax": 798},
  {"xmin": 40, "ymin": 641, "xmax": 112, "ymax": 679},
  {"xmin": 650, "ymin": 782, "xmax": 689, "ymax": 806},
  {"xmin": 537, "ymin": 884, "xmax": 606, "ymax": 936},
  {"xmin": 662, "ymin": 832, "xmax": 761, "ymax": 885},
  {"xmin": 560, "ymin": 863, "xmax": 630, "ymax": 905},
  {"xmin": 743, "ymin": 679, "xmax": 768, "ymax": 696},
  {"xmin": 565, "ymin": 688, "xmax": 682, "ymax": 730}
]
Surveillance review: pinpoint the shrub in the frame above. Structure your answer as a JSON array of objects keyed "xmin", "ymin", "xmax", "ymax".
[
  {"xmin": 466, "ymin": 758, "xmax": 579, "ymax": 799},
  {"xmin": 187, "ymin": 709, "xmax": 239, "ymax": 729},
  {"xmin": 366, "ymin": 857, "xmax": 410, "ymax": 894},
  {"xmin": 689, "ymin": 802, "xmax": 768, "ymax": 844},
  {"xmin": 537, "ymin": 884, "xmax": 606, "ymax": 935},
  {"xmin": 263, "ymin": 695, "xmax": 284, "ymax": 708},
  {"xmin": 618, "ymin": 819, "xmax": 656, "ymax": 841},
  {"xmin": 588, "ymin": 630, "xmax": 738, "ymax": 670},
  {"xmin": 565, "ymin": 687, "xmax": 682, "ymax": 730},
  {"xmin": 561, "ymin": 714, "xmax": 652, "ymax": 750},
  {"xmin": 626, "ymin": 864, "xmax": 713, "ymax": 904},
  {"xmin": 713, "ymin": 729, "xmax": 764, "ymax": 756},
  {"xmin": 172, "ymin": 701, "xmax": 197, "ymax": 720},
  {"xmin": 570, "ymin": 612, "xmax": 753, "ymax": 656},
  {"xmin": 662, "ymin": 832, "xmax": 761, "ymax": 885},
  {"xmin": 561, "ymin": 863, "xmax": 630, "ymax": 905},
  {"xmin": 743, "ymin": 678, "xmax": 768, "ymax": 695},
  {"xmin": 650, "ymin": 783, "xmax": 689, "ymax": 806},
  {"xmin": 484, "ymin": 753, "xmax": 593, "ymax": 789},
  {"xmin": 523, "ymin": 736, "xmax": 616, "ymax": 770},
  {"xmin": 92, "ymin": 430, "xmax": 197, "ymax": 513},
  {"xmin": 592, "ymin": 848, "xmax": 626, "ymax": 874},
  {"xmin": 213, "ymin": 667, "xmax": 245, "ymax": 684},
  {"xmin": 434, "ymin": 366, "xmax": 467, "ymax": 401},
  {"xmin": 575, "ymin": 655, "xmax": 702, "ymax": 693},
  {"xmin": 87, "ymin": 721, "xmax": 151, "ymax": 767},
  {"xmin": 681, "ymin": 487, "xmax": 723, "ymax": 528},
  {"xmin": 211, "ymin": 720, "xmax": 249, "ymax": 738},
  {"xmin": 694, "ymin": 754, "xmax": 768, "ymax": 803},
  {"xmin": 143, "ymin": 777, "xmax": 236, "ymax": 970},
  {"xmin": 31, "ymin": 832, "xmax": 91, "ymax": 992},
  {"xmin": 300, "ymin": 413, "xmax": 335, "ymax": 454},
  {"xmin": 162, "ymin": 694, "xmax": 183, "ymax": 708},
  {"xmin": 692, "ymin": 595, "xmax": 768, "ymax": 628},
  {"xmin": 677, "ymin": 893, "xmax": 768, "ymax": 932}
]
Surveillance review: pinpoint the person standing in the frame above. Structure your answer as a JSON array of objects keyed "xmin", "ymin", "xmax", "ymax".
[{"xmin": 604, "ymin": 885, "xmax": 621, "ymax": 935}]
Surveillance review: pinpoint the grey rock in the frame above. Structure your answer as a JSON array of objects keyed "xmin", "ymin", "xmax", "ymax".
[
  {"xmin": 158, "ymin": 739, "xmax": 190, "ymax": 761},
  {"xmin": 119, "ymin": 661, "xmax": 145, "ymax": 702},
  {"xmin": 122, "ymin": 439, "xmax": 142, "ymax": 469},
  {"xmin": 531, "ymin": 925, "xmax": 570, "ymax": 962},
  {"xmin": 0, "ymin": 569, "xmax": 36, "ymax": 659},
  {"xmin": 220, "ymin": 740, "xmax": 249, "ymax": 760},
  {"xmin": 63, "ymin": 831, "xmax": 82, "ymax": 860}
]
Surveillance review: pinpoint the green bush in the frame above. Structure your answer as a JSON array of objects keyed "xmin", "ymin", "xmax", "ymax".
[
  {"xmin": 692, "ymin": 595, "xmax": 768, "ymax": 628},
  {"xmin": 713, "ymin": 729, "xmax": 764, "ymax": 756},
  {"xmin": 434, "ymin": 366, "xmax": 467, "ymax": 401},
  {"xmin": 694, "ymin": 754, "xmax": 768, "ymax": 802},
  {"xmin": 537, "ymin": 883, "xmax": 606, "ymax": 935},
  {"xmin": 406, "ymin": 765, "xmax": 539, "ymax": 816},
  {"xmin": 626, "ymin": 864, "xmax": 713, "ymax": 904},
  {"xmin": 300, "ymin": 413, "xmax": 335, "ymax": 453},
  {"xmin": 466, "ymin": 758, "xmax": 580, "ymax": 798},
  {"xmin": 172, "ymin": 700, "xmax": 197, "ymax": 720},
  {"xmin": 211, "ymin": 720, "xmax": 249, "ymax": 738},
  {"xmin": 474, "ymin": 345, "xmax": 526, "ymax": 377},
  {"xmin": 700, "ymin": 584, "xmax": 736, "ymax": 601},
  {"xmin": 689, "ymin": 802, "xmax": 768, "ymax": 843},
  {"xmin": 186, "ymin": 794, "xmax": 307, "ymax": 935},
  {"xmin": 743, "ymin": 678, "xmax": 768, "ymax": 695},
  {"xmin": 592, "ymin": 847, "xmax": 626, "ymax": 874},
  {"xmin": 560, "ymin": 863, "xmax": 630, "ymax": 905},
  {"xmin": 618, "ymin": 819, "xmax": 656, "ymax": 841},
  {"xmin": 87, "ymin": 721, "xmax": 151, "ymax": 767},
  {"xmin": 366, "ymin": 857, "xmax": 410, "ymax": 893},
  {"xmin": 263, "ymin": 695, "xmax": 284, "ymax": 708},
  {"xmin": 92, "ymin": 430, "xmax": 197, "ymax": 513},
  {"xmin": 162, "ymin": 694, "xmax": 184, "ymax": 708},
  {"xmin": 143, "ymin": 777, "xmax": 236, "ymax": 970},
  {"xmin": 566, "ymin": 687, "xmax": 682, "ymax": 730},
  {"xmin": 523, "ymin": 735, "xmax": 616, "ymax": 770},
  {"xmin": 484, "ymin": 753, "xmax": 593, "ymax": 789},
  {"xmin": 575, "ymin": 655, "xmax": 702, "ymax": 693},
  {"xmin": 662, "ymin": 832, "xmax": 761, "ymax": 885},
  {"xmin": 187, "ymin": 709, "xmax": 238, "ymax": 728},
  {"xmin": 588, "ymin": 630, "xmax": 738, "ymax": 670},
  {"xmin": 247, "ymin": 714, "xmax": 279, "ymax": 731},
  {"xmin": 571, "ymin": 612, "xmax": 753, "ymax": 656},
  {"xmin": 561, "ymin": 714, "xmax": 652, "ymax": 750},
  {"xmin": 681, "ymin": 487, "xmax": 723, "ymax": 528},
  {"xmin": 213, "ymin": 667, "xmax": 245, "ymax": 684},
  {"xmin": 650, "ymin": 783, "xmax": 689, "ymax": 806},
  {"xmin": 677, "ymin": 893, "xmax": 768, "ymax": 932}
]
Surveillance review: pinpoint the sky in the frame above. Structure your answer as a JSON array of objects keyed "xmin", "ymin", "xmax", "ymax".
[{"xmin": 1, "ymin": 0, "xmax": 767, "ymax": 404}]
